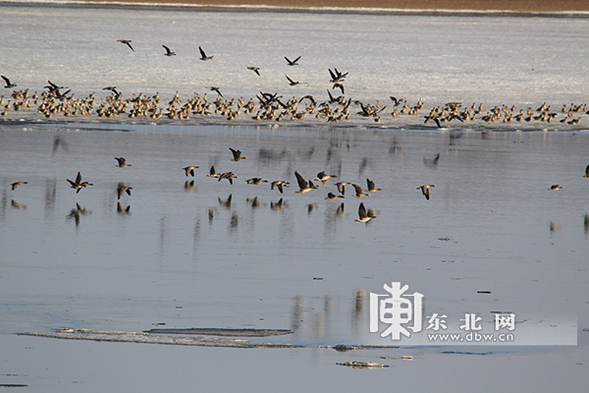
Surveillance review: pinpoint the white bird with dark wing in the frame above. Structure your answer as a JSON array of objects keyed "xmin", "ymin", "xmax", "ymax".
[{"xmin": 355, "ymin": 202, "xmax": 376, "ymax": 223}]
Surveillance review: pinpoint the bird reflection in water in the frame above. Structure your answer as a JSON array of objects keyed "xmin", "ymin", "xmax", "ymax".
[
  {"xmin": 67, "ymin": 203, "xmax": 90, "ymax": 227},
  {"xmin": 117, "ymin": 202, "xmax": 131, "ymax": 215},
  {"xmin": 184, "ymin": 180, "xmax": 196, "ymax": 192},
  {"xmin": 218, "ymin": 194, "xmax": 232, "ymax": 210},
  {"xmin": 229, "ymin": 212, "xmax": 239, "ymax": 234}
]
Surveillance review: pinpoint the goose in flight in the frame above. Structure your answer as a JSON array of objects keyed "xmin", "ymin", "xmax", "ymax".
[
  {"xmin": 115, "ymin": 156, "xmax": 131, "ymax": 167},
  {"xmin": 247, "ymin": 66, "xmax": 261, "ymax": 76},
  {"xmin": 355, "ymin": 202, "xmax": 376, "ymax": 223},
  {"xmin": 351, "ymin": 183, "xmax": 370, "ymax": 198},
  {"xmin": 229, "ymin": 147, "xmax": 247, "ymax": 161},
  {"xmin": 116, "ymin": 182, "xmax": 132, "ymax": 199},
  {"xmin": 246, "ymin": 177, "xmax": 268, "ymax": 185},
  {"xmin": 325, "ymin": 192, "xmax": 344, "ymax": 200},
  {"xmin": 1, "ymin": 75, "xmax": 16, "ymax": 88},
  {"xmin": 365, "ymin": 178, "xmax": 381, "ymax": 192},
  {"xmin": 335, "ymin": 181, "xmax": 351, "ymax": 195},
  {"xmin": 199, "ymin": 46, "xmax": 213, "ymax": 61},
  {"xmin": 209, "ymin": 86, "xmax": 223, "ymax": 97},
  {"xmin": 417, "ymin": 184, "xmax": 436, "ymax": 200},
  {"xmin": 218, "ymin": 172, "xmax": 238, "ymax": 184},
  {"xmin": 314, "ymin": 171, "xmax": 337, "ymax": 187},
  {"xmin": 206, "ymin": 165, "xmax": 219, "ymax": 178},
  {"xmin": 294, "ymin": 171, "xmax": 319, "ymax": 193},
  {"xmin": 117, "ymin": 39, "xmax": 135, "ymax": 51},
  {"xmin": 549, "ymin": 184, "xmax": 564, "ymax": 190},
  {"xmin": 285, "ymin": 56, "xmax": 301, "ymax": 66},
  {"xmin": 285, "ymin": 75, "xmax": 300, "ymax": 86},
  {"xmin": 162, "ymin": 45, "xmax": 176, "ymax": 56},
  {"xmin": 182, "ymin": 165, "xmax": 199, "ymax": 177},
  {"xmin": 67, "ymin": 172, "xmax": 93, "ymax": 193},
  {"xmin": 11, "ymin": 181, "xmax": 28, "ymax": 190},
  {"xmin": 271, "ymin": 180, "xmax": 289, "ymax": 194}
]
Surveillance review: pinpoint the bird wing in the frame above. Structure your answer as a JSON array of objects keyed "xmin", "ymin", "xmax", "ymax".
[
  {"xmin": 75, "ymin": 172, "xmax": 82, "ymax": 184},
  {"xmin": 294, "ymin": 171, "xmax": 307, "ymax": 189},
  {"xmin": 1, "ymin": 75, "xmax": 9, "ymax": 85},
  {"xmin": 367, "ymin": 178, "xmax": 374, "ymax": 190},
  {"xmin": 358, "ymin": 202, "xmax": 367, "ymax": 219},
  {"xmin": 585, "ymin": 164, "xmax": 589, "ymax": 177},
  {"xmin": 352, "ymin": 183, "xmax": 362, "ymax": 196},
  {"xmin": 199, "ymin": 46, "xmax": 207, "ymax": 58},
  {"xmin": 229, "ymin": 147, "xmax": 239, "ymax": 160},
  {"xmin": 162, "ymin": 45, "xmax": 170, "ymax": 54}
]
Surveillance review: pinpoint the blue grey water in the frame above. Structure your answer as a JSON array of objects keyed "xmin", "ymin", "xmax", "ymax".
[{"xmin": 0, "ymin": 3, "xmax": 588, "ymax": 392}]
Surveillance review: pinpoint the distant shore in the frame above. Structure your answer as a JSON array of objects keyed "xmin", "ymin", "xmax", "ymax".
[
  {"xmin": 77, "ymin": 0, "xmax": 589, "ymax": 12},
  {"xmin": 3, "ymin": 0, "xmax": 589, "ymax": 14}
]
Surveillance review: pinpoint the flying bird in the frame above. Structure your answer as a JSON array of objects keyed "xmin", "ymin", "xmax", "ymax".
[
  {"xmin": 351, "ymin": 183, "xmax": 370, "ymax": 198},
  {"xmin": 417, "ymin": 184, "xmax": 436, "ymax": 200},
  {"xmin": 365, "ymin": 178, "xmax": 381, "ymax": 192},
  {"xmin": 116, "ymin": 182, "xmax": 132, "ymax": 199},
  {"xmin": 336, "ymin": 181, "xmax": 351, "ymax": 195},
  {"xmin": 114, "ymin": 156, "xmax": 131, "ymax": 167},
  {"xmin": 229, "ymin": 147, "xmax": 247, "ymax": 161},
  {"xmin": 11, "ymin": 181, "xmax": 28, "ymax": 190},
  {"xmin": 314, "ymin": 171, "xmax": 338, "ymax": 187},
  {"xmin": 209, "ymin": 86, "xmax": 223, "ymax": 97},
  {"xmin": 117, "ymin": 39, "xmax": 135, "ymax": 51},
  {"xmin": 206, "ymin": 165, "xmax": 219, "ymax": 178},
  {"xmin": 285, "ymin": 75, "xmax": 300, "ymax": 86},
  {"xmin": 218, "ymin": 172, "xmax": 238, "ymax": 184},
  {"xmin": 271, "ymin": 180, "xmax": 289, "ymax": 194},
  {"xmin": 284, "ymin": 56, "xmax": 301, "ymax": 66},
  {"xmin": 1, "ymin": 75, "xmax": 16, "ymax": 89},
  {"xmin": 67, "ymin": 172, "xmax": 93, "ymax": 193},
  {"xmin": 162, "ymin": 45, "xmax": 176, "ymax": 56},
  {"xmin": 182, "ymin": 165, "xmax": 199, "ymax": 177},
  {"xmin": 199, "ymin": 46, "xmax": 213, "ymax": 61},
  {"xmin": 549, "ymin": 184, "xmax": 564, "ymax": 190},
  {"xmin": 246, "ymin": 177, "xmax": 268, "ymax": 185},
  {"xmin": 355, "ymin": 202, "xmax": 376, "ymax": 223},
  {"xmin": 247, "ymin": 66, "xmax": 261, "ymax": 76},
  {"xmin": 294, "ymin": 171, "xmax": 319, "ymax": 193},
  {"xmin": 325, "ymin": 192, "xmax": 344, "ymax": 200}
]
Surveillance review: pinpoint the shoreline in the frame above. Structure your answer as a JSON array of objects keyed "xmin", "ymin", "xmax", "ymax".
[{"xmin": 2, "ymin": 1, "xmax": 589, "ymax": 17}]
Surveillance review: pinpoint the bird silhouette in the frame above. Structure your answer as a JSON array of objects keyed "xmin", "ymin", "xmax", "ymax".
[
  {"xmin": 114, "ymin": 156, "xmax": 131, "ymax": 167},
  {"xmin": 355, "ymin": 202, "xmax": 376, "ymax": 223},
  {"xmin": 284, "ymin": 56, "xmax": 301, "ymax": 66},
  {"xmin": 417, "ymin": 184, "xmax": 436, "ymax": 200},
  {"xmin": 199, "ymin": 46, "xmax": 213, "ymax": 61},
  {"xmin": 117, "ymin": 39, "xmax": 135, "ymax": 51},
  {"xmin": 1, "ymin": 75, "xmax": 16, "ymax": 89},
  {"xmin": 247, "ymin": 66, "xmax": 261, "ymax": 76},
  {"xmin": 229, "ymin": 147, "xmax": 247, "ymax": 161},
  {"xmin": 162, "ymin": 45, "xmax": 176, "ymax": 56}
]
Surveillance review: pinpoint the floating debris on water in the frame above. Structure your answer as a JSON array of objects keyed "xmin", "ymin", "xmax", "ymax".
[{"xmin": 336, "ymin": 361, "xmax": 390, "ymax": 369}]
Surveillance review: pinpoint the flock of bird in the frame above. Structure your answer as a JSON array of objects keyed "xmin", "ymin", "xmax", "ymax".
[
  {"xmin": 1, "ymin": 38, "xmax": 588, "ymax": 127},
  {"xmin": 10, "ymin": 143, "xmax": 588, "ymax": 226},
  {"xmin": 5, "ymin": 142, "xmax": 449, "ymax": 224}
]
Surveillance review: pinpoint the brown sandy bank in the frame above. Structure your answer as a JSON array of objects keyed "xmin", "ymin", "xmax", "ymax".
[{"xmin": 77, "ymin": 0, "xmax": 589, "ymax": 12}]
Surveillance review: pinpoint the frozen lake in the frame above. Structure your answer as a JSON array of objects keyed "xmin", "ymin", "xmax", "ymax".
[{"xmin": 0, "ymin": 3, "xmax": 588, "ymax": 392}]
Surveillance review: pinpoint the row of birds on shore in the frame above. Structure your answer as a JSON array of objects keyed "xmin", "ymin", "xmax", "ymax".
[{"xmin": 2, "ymin": 81, "xmax": 586, "ymax": 128}]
